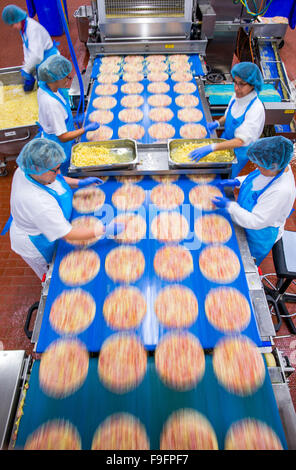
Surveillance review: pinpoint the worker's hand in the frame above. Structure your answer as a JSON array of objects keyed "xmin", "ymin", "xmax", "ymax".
[
  {"xmin": 189, "ymin": 144, "xmax": 216, "ymax": 162},
  {"xmin": 78, "ymin": 177, "xmax": 104, "ymax": 187},
  {"xmin": 212, "ymin": 196, "xmax": 231, "ymax": 209},
  {"xmin": 206, "ymin": 121, "xmax": 219, "ymax": 135},
  {"xmin": 104, "ymin": 222, "xmax": 125, "ymax": 238},
  {"xmin": 215, "ymin": 178, "xmax": 240, "ymax": 189},
  {"xmin": 84, "ymin": 122, "xmax": 100, "ymax": 133},
  {"xmin": 21, "ymin": 69, "xmax": 35, "ymax": 92},
  {"xmin": 76, "ymin": 112, "xmax": 86, "ymax": 126}
]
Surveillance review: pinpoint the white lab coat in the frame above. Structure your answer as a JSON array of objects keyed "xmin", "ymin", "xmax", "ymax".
[
  {"xmin": 228, "ymin": 165, "xmax": 296, "ymax": 241},
  {"xmin": 37, "ymin": 87, "xmax": 68, "ymax": 136},
  {"xmin": 10, "ymin": 168, "xmax": 72, "ymax": 279},
  {"xmin": 22, "ymin": 17, "xmax": 54, "ymax": 75}
]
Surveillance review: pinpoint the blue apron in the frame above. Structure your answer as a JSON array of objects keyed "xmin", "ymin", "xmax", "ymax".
[
  {"xmin": 237, "ymin": 168, "xmax": 285, "ymax": 265},
  {"xmin": 1, "ymin": 174, "xmax": 72, "ymax": 264},
  {"xmin": 221, "ymin": 95, "xmax": 258, "ymax": 178},
  {"xmin": 37, "ymin": 82, "xmax": 75, "ymax": 175}
]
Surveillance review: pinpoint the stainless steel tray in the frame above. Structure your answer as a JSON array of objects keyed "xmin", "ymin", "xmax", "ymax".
[
  {"xmin": 70, "ymin": 139, "xmax": 138, "ymax": 171},
  {"xmin": 167, "ymin": 138, "xmax": 236, "ymax": 168}
]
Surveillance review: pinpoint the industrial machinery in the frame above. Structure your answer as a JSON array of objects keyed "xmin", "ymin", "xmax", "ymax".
[{"xmin": 2, "ymin": 0, "xmax": 296, "ymax": 451}]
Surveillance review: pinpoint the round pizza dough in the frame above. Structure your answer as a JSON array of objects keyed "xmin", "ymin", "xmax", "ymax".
[
  {"xmin": 118, "ymin": 124, "xmax": 145, "ymax": 140},
  {"xmin": 189, "ymin": 185, "xmax": 223, "ymax": 211},
  {"xmin": 174, "ymin": 81, "xmax": 197, "ymax": 94},
  {"xmin": 103, "ymin": 286, "xmax": 147, "ymax": 329},
  {"xmin": 147, "ymin": 94, "xmax": 172, "ymax": 107},
  {"xmin": 91, "ymin": 413, "xmax": 150, "ymax": 450},
  {"xmin": 67, "ymin": 216, "xmax": 104, "ymax": 247},
  {"xmin": 121, "ymin": 82, "xmax": 144, "ymax": 95},
  {"xmin": 118, "ymin": 108, "xmax": 143, "ymax": 123},
  {"xmin": 199, "ymin": 245, "xmax": 241, "ymax": 284},
  {"xmin": 178, "ymin": 107, "xmax": 203, "ymax": 123},
  {"xmin": 112, "ymin": 184, "xmax": 145, "ymax": 211},
  {"xmin": 151, "ymin": 211, "xmax": 188, "ymax": 242},
  {"xmin": 160, "ymin": 409, "xmax": 218, "ymax": 450},
  {"xmin": 153, "ymin": 245, "xmax": 193, "ymax": 281},
  {"xmin": 150, "ymin": 183, "xmax": 184, "ymax": 209},
  {"xmin": 155, "ymin": 332, "xmax": 205, "ymax": 390},
  {"xmin": 25, "ymin": 420, "xmax": 82, "ymax": 450},
  {"xmin": 112, "ymin": 213, "xmax": 147, "ymax": 244},
  {"xmin": 154, "ymin": 284, "xmax": 198, "ymax": 328},
  {"xmin": 59, "ymin": 249, "xmax": 100, "ymax": 286},
  {"xmin": 86, "ymin": 125, "xmax": 113, "ymax": 141},
  {"xmin": 95, "ymin": 84, "xmax": 118, "ymax": 95},
  {"xmin": 148, "ymin": 107, "xmax": 174, "ymax": 122},
  {"xmin": 224, "ymin": 419, "xmax": 283, "ymax": 450},
  {"xmin": 175, "ymin": 94, "xmax": 199, "ymax": 107},
  {"xmin": 72, "ymin": 187, "xmax": 106, "ymax": 214},
  {"xmin": 179, "ymin": 123, "xmax": 207, "ymax": 138},
  {"xmin": 213, "ymin": 335, "xmax": 266, "ymax": 396},
  {"xmin": 148, "ymin": 123, "xmax": 175, "ymax": 140},
  {"xmin": 205, "ymin": 287, "xmax": 251, "ymax": 333},
  {"xmin": 98, "ymin": 333, "xmax": 147, "ymax": 393},
  {"xmin": 194, "ymin": 214, "xmax": 232, "ymax": 244},
  {"xmin": 105, "ymin": 246, "xmax": 145, "ymax": 283},
  {"xmin": 147, "ymin": 82, "xmax": 170, "ymax": 94},
  {"xmin": 49, "ymin": 288, "xmax": 96, "ymax": 335},
  {"xmin": 39, "ymin": 339, "xmax": 89, "ymax": 398}
]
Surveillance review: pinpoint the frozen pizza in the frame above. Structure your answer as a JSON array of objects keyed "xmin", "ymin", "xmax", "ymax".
[
  {"xmin": 170, "ymin": 61, "xmax": 191, "ymax": 72},
  {"xmin": 124, "ymin": 55, "xmax": 144, "ymax": 64},
  {"xmin": 97, "ymin": 73, "xmax": 119, "ymax": 84},
  {"xmin": 147, "ymin": 72, "xmax": 169, "ymax": 82},
  {"xmin": 213, "ymin": 335, "xmax": 266, "ymax": 396},
  {"xmin": 168, "ymin": 54, "xmax": 189, "ymax": 63},
  {"xmin": 175, "ymin": 94, "xmax": 199, "ymax": 107},
  {"xmin": 105, "ymin": 246, "xmax": 145, "ymax": 283},
  {"xmin": 150, "ymin": 183, "xmax": 184, "ymax": 209},
  {"xmin": 112, "ymin": 184, "xmax": 145, "ymax": 211},
  {"xmin": 116, "ymin": 175, "xmax": 144, "ymax": 184},
  {"xmin": 155, "ymin": 332, "xmax": 205, "ymax": 390},
  {"xmin": 160, "ymin": 409, "xmax": 218, "ymax": 450},
  {"xmin": 120, "ymin": 94, "xmax": 144, "ymax": 108},
  {"xmin": 148, "ymin": 107, "xmax": 174, "ymax": 122},
  {"xmin": 154, "ymin": 285, "xmax": 198, "ymax": 328},
  {"xmin": 194, "ymin": 214, "xmax": 232, "ymax": 244},
  {"xmin": 72, "ymin": 187, "xmax": 106, "ymax": 213},
  {"xmin": 147, "ymin": 82, "xmax": 170, "ymax": 94},
  {"xmin": 59, "ymin": 249, "xmax": 100, "ymax": 286},
  {"xmin": 121, "ymin": 82, "xmax": 144, "ymax": 94},
  {"xmin": 148, "ymin": 123, "xmax": 175, "ymax": 140},
  {"xmin": 99, "ymin": 63, "xmax": 120, "ymax": 74},
  {"xmin": 178, "ymin": 107, "xmax": 203, "ymax": 123},
  {"xmin": 187, "ymin": 174, "xmax": 215, "ymax": 184},
  {"xmin": 89, "ymin": 109, "xmax": 114, "ymax": 124},
  {"xmin": 147, "ymin": 61, "xmax": 168, "ymax": 72},
  {"xmin": 98, "ymin": 333, "xmax": 147, "ymax": 393},
  {"xmin": 118, "ymin": 124, "xmax": 145, "ymax": 141},
  {"xmin": 205, "ymin": 287, "xmax": 251, "ymax": 333},
  {"xmin": 146, "ymin": 55, "xmax": 166, "ymax": 63},
  {"xmin": 103, "ymin": 286, "xmax": 147, "ymax": 329},
  {"xmin": 224, "ymin": 419, "xmax": 283, "ymax": 450},
  {"xmin": 39, "ymin": 338, "xmax": 89, "ymax": 398},
  {"xmin": 122, "ymin": 72, "xmax": 144, "ymax": 82},
  {"xmin": 118, "ymin": 108, "xmax": 143, "ymax": 123},
  {"xmin": 67, "ymin": 216, "xmax": 104, "ymax": 247},
  {"xmin": 151, "ymin": 175, "xmax": 179, "ymax": 183},
  {"xmin": 153, "ymin": 245, "xmax": 193, "ymax": 281},
  {"xmin": 147, "ymin": 94, "xmax": 172, "ymax": 107},
  {"xmin": 112, "ymin": 213, "xmax": 147, "ymax": 243},
  {"xmin": 189, "ymin": 185, "xmax": 223, "ymax": 211},
  {"xmin": 95, "ymin": 84, "xmax": 118, "ymax": 95},
  {"xmin": 24, "ymin": 420, "xmax": 82, "ymax": 450},
  {"xmin": 151, "ymin": 211, "xmax": 189, "ymax": 242},
  {"xmin": 91, "ymin": 413, "xmax": 150, "ymax": 450},
  {"xmin": 92, "ymin": 96, "xmax": 117, "ymax": 109},
  {"xmin": 123, "ymin": 62, "xmax": 143, "ymax": 73},
  {"xmin": 179, "ymin": 123, "xmax": 207, "ymax": 138},
  {"xmin": 199, "ymin": 245, "xmax": 241, "ymax": 283},
  {"xmin": 101, "ymin": 56, "xmax": 122, "ymax": 65},
  {"xmin": 171, "ymin": 72, "xmax": 193, "ymax": 82},
  {"xmin": 86, "ymin": 125, "xmax": 113, "ymax": 141},
  {"xmin": 49, "ymin": 288, "xmax": 96, "ymax": 335},
  {"xmin": 174, "ymin": 81, "xmax": 197, "ymax": 94}
]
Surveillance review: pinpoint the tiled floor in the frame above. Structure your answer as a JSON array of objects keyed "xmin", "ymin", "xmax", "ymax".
[{"xmin": 0, "ymin": 0, "xmax": 296, "ymax": 415}]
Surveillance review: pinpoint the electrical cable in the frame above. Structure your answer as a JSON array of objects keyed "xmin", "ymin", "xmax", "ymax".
[
  {"xmin": 56, "ymin": 0, "xmax": 85, "ymax": 127},
  {"xmin": 234, "ymin": 0, "xmax": 275, "ymax": 17}
]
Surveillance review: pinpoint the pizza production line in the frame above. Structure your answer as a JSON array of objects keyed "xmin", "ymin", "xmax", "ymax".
[{"xmin": 2, "ymin": 0, "xmax": 296, "ymax": 451}]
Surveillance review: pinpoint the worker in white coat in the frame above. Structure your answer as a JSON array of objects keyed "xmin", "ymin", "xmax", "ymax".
[
  {"xmin": 2, "ymin": 4, "xmax": 59, "ymax": 92},
  {"xmin": 190, "ymin": 62, "xmax": 265, "ymax": 177},
  {"xmin": 212, "ymin": 136, "xmax": 296, "ymax": 266},
  {"xmin": 36, "ymin": 54, "xmax": 99, "ymax": 174},
  {"xmin": 2, "ymin": 138, "xmax": 123, "ymax": 280}
]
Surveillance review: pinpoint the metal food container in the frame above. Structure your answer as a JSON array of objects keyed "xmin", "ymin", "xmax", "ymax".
[
  {"xmin": 70, "ymin": 139, "xmax": 138, "ymax": 171},
  {"xmin": 0, "ymin": 66, "xmax": 38, "ymax": 158},
  {"xmin": 167, "ymin": 138, "xmax": 236, "ymax": 168}
]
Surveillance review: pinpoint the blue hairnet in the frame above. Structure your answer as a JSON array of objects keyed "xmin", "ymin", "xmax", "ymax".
[
  {"xmin": 38, "ymin": 55, "xmax": 72, "ymax": 83},
  {"xmin": 247, "ymin": 136, "xmax": 294, "ymax": 171},
  {"xmin": 16, "ymin": 138, "xmax": 66, "ymax": 175},
  {"xmin": 231, "ymin": 62, "xmax": 264, "ymax": 93},
  {"xmin": 2, "ymin": 5, "xmax": 27, "ymax": 24}
]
